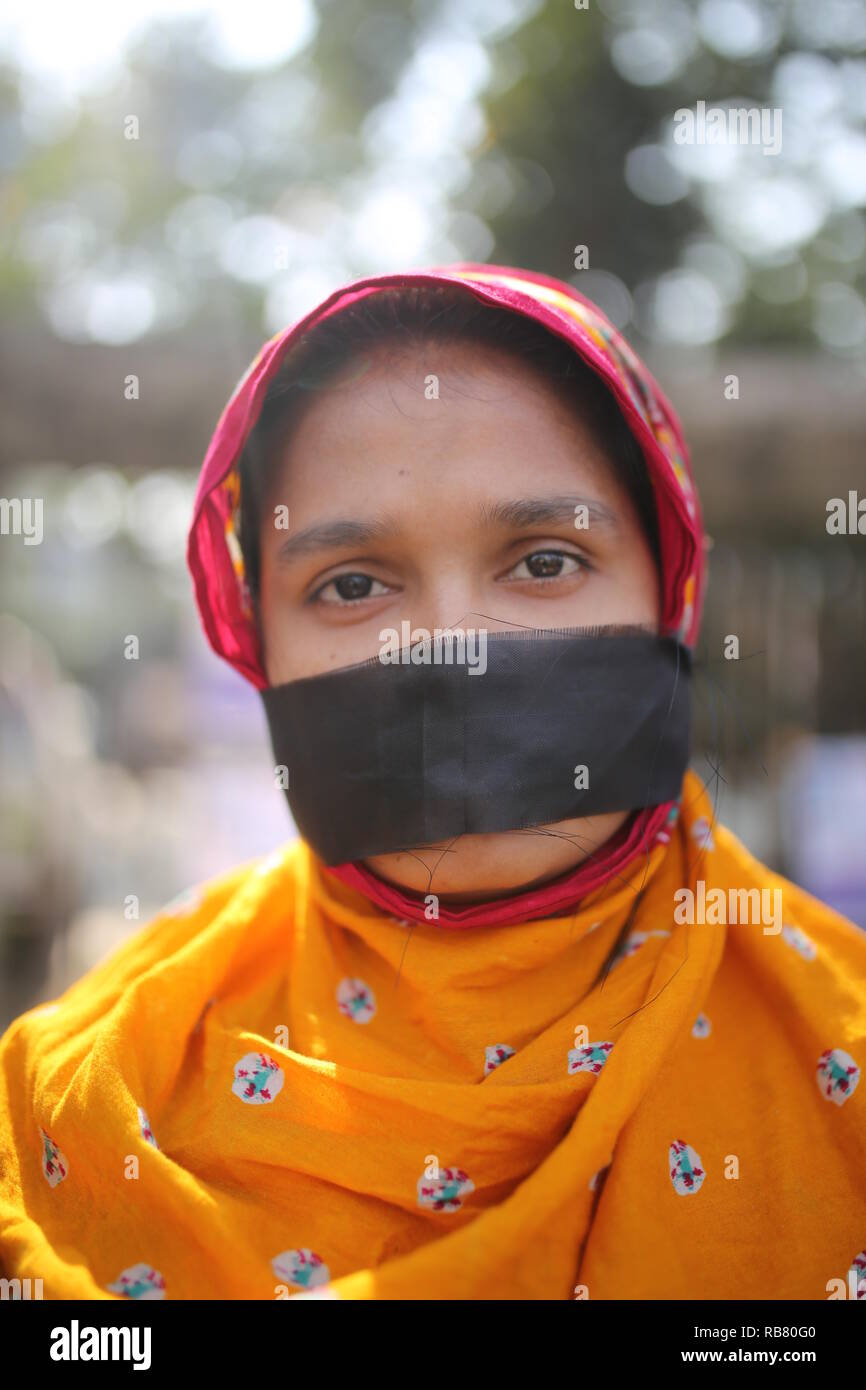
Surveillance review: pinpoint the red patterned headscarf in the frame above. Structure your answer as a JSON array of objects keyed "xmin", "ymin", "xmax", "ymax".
[{"xmin": 187, "ymin": 263, "xmax": 706, "ymax": 927}]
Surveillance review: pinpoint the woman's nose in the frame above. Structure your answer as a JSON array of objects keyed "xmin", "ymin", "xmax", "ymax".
[{"xmin": 401, "ymin": 585, "xmax": 512, "ymax": 638}]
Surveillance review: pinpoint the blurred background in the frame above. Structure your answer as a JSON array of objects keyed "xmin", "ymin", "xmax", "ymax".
[{"xmin": 1, "ymin": 0, "xmax": 865, "ymax": 1028}]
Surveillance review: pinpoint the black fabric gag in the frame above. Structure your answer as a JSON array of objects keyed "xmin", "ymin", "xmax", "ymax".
[{"xmin": 260, "ymin": 626, "xmax": 691, "ymax": 866}]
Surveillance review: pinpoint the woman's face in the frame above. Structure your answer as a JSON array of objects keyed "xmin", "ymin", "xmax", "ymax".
[{"xmin": 258, "ymin": 339, "xmax": 661, "ymax": 901}]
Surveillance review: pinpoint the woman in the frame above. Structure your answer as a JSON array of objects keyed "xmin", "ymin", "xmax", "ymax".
[{"xmin": 1, "ymin": 263, "xmax": 863, "ymax": 1300}]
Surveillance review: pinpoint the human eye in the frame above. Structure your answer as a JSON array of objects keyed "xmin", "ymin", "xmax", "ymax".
[
  {"xmin": 502, "ymin": 548, "xmax": 591, "ymax": 584},
  {"xmin": 311, "ymin": 571, "xmax": 393, "ymax": 606}
]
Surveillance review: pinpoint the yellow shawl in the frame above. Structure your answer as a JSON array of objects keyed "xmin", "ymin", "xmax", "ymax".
[{"xmin": 1, "ymin": 770, "xmax": 864, "ymax": 1300}]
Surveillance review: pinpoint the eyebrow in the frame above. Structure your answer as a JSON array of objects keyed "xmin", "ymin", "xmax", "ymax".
[
  {"xmin": 274, "ymin": 494, "xmax": 619, "ymax": 565},
  {"xmin": 275, "ymin": 516, "xmax": 396, "ymax": 564},
  {"xmin": 478, "ymin": 495, "xmax": 620, "ymax": 531}
]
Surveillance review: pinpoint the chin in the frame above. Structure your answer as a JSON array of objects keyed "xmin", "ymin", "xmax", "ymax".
[{"xmin": 363, "ymin": 813, "xmax": 628, "ymax": 902}]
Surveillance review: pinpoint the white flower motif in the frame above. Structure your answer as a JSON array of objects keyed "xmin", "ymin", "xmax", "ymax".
[
  {"xmin": 137, "ymin": 1106, "xmax": 159, "ymax": 1149},
  {"xmin": 567, "ymin": 1041, "xmax": 614, "ymax": 1076},
  {"xmin": 271, "ymin": 1248, "xmax": 330, "ymax": 1290},
  {"xmin": 39, "ymin": 1126, "xmax": 68, "ymax": 1187},
  {"xmin": 417, "ymin": 1166, "xmax": 474, "ymax": 1213},
  {"xmin": 669, "ymin": 1139, "xmax": 706, "ymax": 1196},
  {"xmin": 610, "ymin": 929, "xmax": 670, "ymax": 970},
  {"xmin": 816, "ymin": 1048, "xmax": 860, "ymax": 1106},
  {"xmin": 336, "ymin": 977, "xmax": 376, "ymax": 1024},
  {"xmin": 781, "ymin": 924, "xmax": 817, "ymax": 961},
  {"xmin": 849, "ymin": 1250, "xmax": 866, "ymax": 1300},
  {"xmin": 232, "ymin": 1052, "xmax": 285, "ymax": 1105},
  {"xmin": 107, "ymin": 1264, "xmax": 166, "ymax": 1299},
  {"xmin": 484, "ymin": 1044, "xmax": 515, "ymax": 1074},
  {"xmin": 690, "ymin": 817, "xmax": 715, "ymax": 851}
]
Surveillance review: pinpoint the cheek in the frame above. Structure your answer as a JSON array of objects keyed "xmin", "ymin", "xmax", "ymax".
[
  {"xmin": 259, "ymin": 571, "xmax": 353, "ymax": 685},
  {"xmin": 257, "ymin": 574, "xmax": 295, "ymax": 685},
  {"xmin": 615, "ymin": 539, "xmax": 661, "ymax": 626}
]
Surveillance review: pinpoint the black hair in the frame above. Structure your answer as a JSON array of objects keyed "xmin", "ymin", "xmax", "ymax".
[{"xmin": 236, "ymin": 283, "xmax": 660, "ymax": 601}]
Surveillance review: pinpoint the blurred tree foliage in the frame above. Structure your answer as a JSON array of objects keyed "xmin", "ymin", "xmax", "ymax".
[{"xmin": 0, "ymin": 0, "xmax": 864, "ymax": 350}]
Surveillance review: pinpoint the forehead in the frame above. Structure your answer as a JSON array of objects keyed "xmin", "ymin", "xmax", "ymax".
[{"xmin": 263, "ymin": 337, "xmax": 621, "ymax": 500}]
